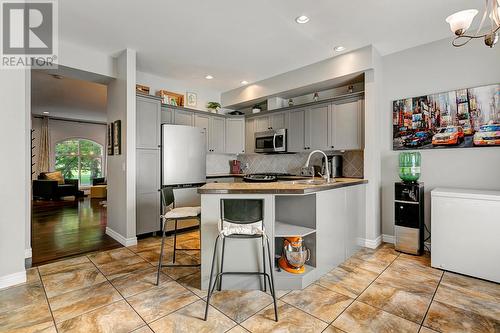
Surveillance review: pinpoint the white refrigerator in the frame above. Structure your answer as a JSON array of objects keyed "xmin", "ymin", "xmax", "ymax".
[{"xmin": 161, "ymin": 124, "xmax": 206, "ymax": 232}]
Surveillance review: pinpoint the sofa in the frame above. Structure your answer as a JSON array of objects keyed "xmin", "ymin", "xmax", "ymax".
[{"xmin": 32, "ymin": 172, "xmax": 81, "ymax": 200}]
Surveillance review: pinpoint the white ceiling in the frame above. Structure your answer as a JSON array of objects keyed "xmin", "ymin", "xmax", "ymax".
[
  {"xmin": 59, "ymin": 0, "xmax": 482, "ymax": 92},
  {"xmin": 31, "ymin": 70, "xmax": 107, "ymax": 122}
]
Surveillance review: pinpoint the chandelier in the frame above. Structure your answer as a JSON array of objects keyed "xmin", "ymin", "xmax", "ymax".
[{"xmin": 445, "ymin": 0, "xmax": 500, "ymax": 47}]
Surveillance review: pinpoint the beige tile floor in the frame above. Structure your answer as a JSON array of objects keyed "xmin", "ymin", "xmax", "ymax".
[{"xmin": 1, "ymin": 231, "xmax": 499, "ymax": 333}]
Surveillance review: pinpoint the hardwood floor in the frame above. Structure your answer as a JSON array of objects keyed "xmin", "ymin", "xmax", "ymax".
[{"xmin": 31, "ymin": 197, "xmax": 121, "ymax": 266}]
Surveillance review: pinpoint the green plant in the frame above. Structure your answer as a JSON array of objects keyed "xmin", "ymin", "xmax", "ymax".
[{"xmin": 206, "ymin": 102, "xmax": 221, "ymax": 110}]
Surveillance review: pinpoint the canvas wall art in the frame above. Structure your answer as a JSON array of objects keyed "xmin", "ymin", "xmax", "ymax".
[
  {"xmin": 113, "ymin": 120, "xmax": 121, "ymax": 155},
  {"xmin": 107, "ymin": 122, "xmax": 114, "ymax": 155},
  {"xmin": 393, "ymin": 83, "xmax": 500, "ymax": 150}
]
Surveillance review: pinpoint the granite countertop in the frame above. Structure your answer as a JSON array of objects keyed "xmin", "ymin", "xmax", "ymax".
[{"xmin": 198, "ymin": 177, "xmax": 368, "ymax": 194}]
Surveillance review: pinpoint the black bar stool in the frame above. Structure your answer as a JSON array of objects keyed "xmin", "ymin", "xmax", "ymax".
[
  {"xmin": 204, "ymin": 199, "xmax": 278, "ymax": 321},
  {"xmin": 156, "ymin": 187, "xmax": 201, "ymax": 285}
]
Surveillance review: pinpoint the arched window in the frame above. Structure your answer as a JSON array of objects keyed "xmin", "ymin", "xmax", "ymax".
[{"xmin": 55, "ymin": 139, "xmax": 103, "ymax": 186}]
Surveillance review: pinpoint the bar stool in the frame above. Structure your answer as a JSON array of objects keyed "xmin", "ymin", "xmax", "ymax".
[
  {"xmin": 204, "ymin": 199, "xmax": 278, "ymax": 321},
  {"xmin": 156, "ymin": 187, "xmax": 201, "ymax": 285}
]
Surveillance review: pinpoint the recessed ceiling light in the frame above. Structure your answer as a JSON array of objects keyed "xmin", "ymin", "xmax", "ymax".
[
  {"xmin": 205, "ymin": 75, "xmax": 214, "ymax": 80},
  {"xmin": 295, "ymin": 15, "xmax": 310, "ymax": 24},
  {"xmin": 334, "ymin": 46, "xmax": 346, "ymax": 52},
  {"xmin": 42, "ymin": 111, "xmax": 50, "ymax": 114},
  {"xmin": 241, "ymin": 80, "xmax": 249, "ymax": 85}
]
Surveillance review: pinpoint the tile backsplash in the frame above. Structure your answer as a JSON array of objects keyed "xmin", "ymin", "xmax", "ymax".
[
  {"xmin": 206, "ymin": 153, "xmax": 237, "ymax": 175},
  {"xmin": 207, "ymin": 151, "xmax": 364, "ymax": 178},
  {"xmin": 342, "ymin": 150, "xmax": 364, "ymax": 178}
]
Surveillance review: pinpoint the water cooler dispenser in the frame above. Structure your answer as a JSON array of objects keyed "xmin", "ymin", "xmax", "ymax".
[{"xmin": 394, "ymin": 182, "xmax": 424, "ymax": 255}]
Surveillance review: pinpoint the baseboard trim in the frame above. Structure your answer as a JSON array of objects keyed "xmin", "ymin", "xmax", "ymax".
[
  {"xmin": 106, "ymin": 227, "xmax": 137, "ymax": 247},
  {"xmin": 0, "ymin": 270, "xmax": 26, "ymax": 289},
  {"xmin": 357, "ymin": 235, "xmax": 382, "ymax": 249},
  {"xmin": 382, "ymin": 234, "xmax": 395, "ymax": 243},
  {"xmin": 24, "ymin": 248, "xmax": 32, "ymax": 259}
]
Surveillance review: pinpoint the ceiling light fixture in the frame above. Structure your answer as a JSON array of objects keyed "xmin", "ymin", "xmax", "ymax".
[
  {"xmin": 42, "ymin": 111, "xmax": 50, "ymax": 114},
  {"xmin": 205, "ymin": 75, "xmax": 214, "ymax": 80},
  {"xmin": 295, "ymin": 15, "xmax": 310, "ymax": 24},
  {"xmin": 446, "ymin": 0, "xmax": 500, "ymax": 48},
  {"xmin": 334, "ymin": 46, "xmax": 346, "ymax": 52},
  {"xmin": 241, "ymin": 80, "xmax": 249, "ymax": 85}
]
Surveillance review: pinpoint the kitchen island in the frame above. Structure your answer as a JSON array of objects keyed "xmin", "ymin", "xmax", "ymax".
[{"xmin": 198, "ymin": 178, "xmax": 368, "ymax": 290}]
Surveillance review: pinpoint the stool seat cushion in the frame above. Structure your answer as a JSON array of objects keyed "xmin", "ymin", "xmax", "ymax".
[
  {"xmin": 219, "ymin": 220, "xmax": 264, "ymax": 237},
  {"xmin": 164, "ymin": 206, "xmax": 201, "ymax": 219}
]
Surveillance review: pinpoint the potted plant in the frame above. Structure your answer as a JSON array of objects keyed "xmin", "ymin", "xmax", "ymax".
[
  {"xmin": 206, "ymin": 102, "xmax": 221, "ymax": 113},
  {"xmin": 252, "ymin": 104, "xmax": 262, "ymax": 114}
]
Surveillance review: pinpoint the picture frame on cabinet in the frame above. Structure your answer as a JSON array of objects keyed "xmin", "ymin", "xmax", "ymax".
[
  {"xmin": 187, "ymin": 92, "xmax": 197, "ymax": 107},
  {"xmin": 113, "ymin": 120, "xmax": 121, "ymax": 155},
  {"xmin": 107, "ymin": 122, "xmax": 114, "ymax": 155}
]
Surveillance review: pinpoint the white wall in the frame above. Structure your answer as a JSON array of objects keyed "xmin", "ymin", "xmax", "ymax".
[
  {"xmin": 31, "ymin": 117, "xmax": 107, "ymax": 178},
  {"xmin": 381, "ymin": 38, "xmax": 500, "ymax": 237},
  {"xmin": 0, "ymin": 69, "xmax": 29, "ymax": 287},
  {"xmin": 58, "ymin": 39, "xmax": 116, "ymax": 78},
  {"xmin": 136, "ymin": 71, "xmax": 220, "ymax": 112},
  {"xmin": 106, "ymin": 49, "xmax": 138, "ymax": 245}
]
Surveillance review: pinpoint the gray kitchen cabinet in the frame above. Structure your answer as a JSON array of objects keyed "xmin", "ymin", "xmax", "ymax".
[
  {"xmin": 329, "ymin": 100, "xmax": 363, "ymax": 150},
  {"xmin": 136, "ymin": 148, "xmax": 160, "ymax": 235},
  {"xmin": 174, "ymin": 109, "xmax": 194, "ymax": 126},
  {"xmin": 209, "ymin": 116, "xmax": 225, "ymax": 153},
  {"xmin": 194, "ymin": 114, "xmax": 210, "ymax": 152},
  {"xmin": 255, "ymin": 116, "xmax": 270, "ymax": 132},
  {"xmin": 288, "ymin": 109, "xmax": 307, "ymax": 152},
  {"xmin": 308, "ymin": 104, "xmax": 329, "ymax": 151},
  {"xmin": 136, "ymin": 96, "xmax": 161, "ymax": 149},
  {"xmin": 225, "ymin": 117, "xmax": 245, "ymax": 154},
  {"xmin": 245, "ymin": 118, "xmax": 256, "ymax": 153},
  {"xmin": 161, "ymin": 107, "xmax": 173, "ymax": 124},
  {"xmin": 270, "ymin": 112, "xmax": 288, "ymax": 130}
]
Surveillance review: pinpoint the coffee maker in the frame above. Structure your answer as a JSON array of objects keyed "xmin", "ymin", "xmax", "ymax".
[{"xmin": 322, "ymin": 155, "xmax": 343, "ymax": 178}]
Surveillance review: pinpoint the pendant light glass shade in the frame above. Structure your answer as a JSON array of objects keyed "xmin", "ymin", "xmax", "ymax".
[{"xmin": 446, "ymin": 9, "xmax": 478, "ymax": 34}]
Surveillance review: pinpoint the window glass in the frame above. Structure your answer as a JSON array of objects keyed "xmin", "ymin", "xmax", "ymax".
[{"xmin": 55, "ymin": 139, "xmax": 103, "ymax": 186}]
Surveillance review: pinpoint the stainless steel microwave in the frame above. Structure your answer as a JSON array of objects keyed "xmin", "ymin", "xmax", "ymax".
[{"xmin": 255, "ymin": 129, "xmax": 287, "ymax": 153}]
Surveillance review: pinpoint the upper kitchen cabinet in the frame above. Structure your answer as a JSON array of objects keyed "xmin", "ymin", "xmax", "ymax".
[
  {"xmin": 225, "ymin": 117, "xmax": 245, "ymax": 154},
  {"xmin": 329, "ymin": 100, "xmax": 364, "ymax": 150},
  {"xmin": 270, "ymin": 112, "xmax": 288, "ymax": 130},
  {"xmin": 245, "ymin": 118, "xmax": 256, "ymax": 153},
  {"xmin": 209, "ymin": 116, "xmax": 225, "ymax": 153},
  {"xmin": 288, "ymin": 109, "xmax": 307, "ymax": 152},
  {"xmin": 253, "ymin": 112, "xmax": 288, "ymax": 132},
  {"xmin": 136, "ymin": 96, "xmax": 161, "ymax": 149},
  {"xmin": 308, "ymin": 104, "xmax": 329, "ymax": 151},
  {"xmin": 174, "ymin": 109, "xmax": 194, "ymax": 126},
  {"xmin": 254, "ymin": 116, "xmax": 270, "ymax": 132},
  {"xmin": 194, "ymin": 114, "xmax": 210, "ymax": 152},
  {"xmin": 161, "ymin": 106, "xmax": 173, "ymax": 124}
]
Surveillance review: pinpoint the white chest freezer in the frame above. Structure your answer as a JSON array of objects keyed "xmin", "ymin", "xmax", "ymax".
[{"xmin": 431, "ymin": 188, "xmax": 500, "ymax": 283}]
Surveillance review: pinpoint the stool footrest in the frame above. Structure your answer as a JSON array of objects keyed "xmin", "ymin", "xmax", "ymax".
[{"xmin": 161, "ymin": 263, "xmax": 201, "ymax": 268}]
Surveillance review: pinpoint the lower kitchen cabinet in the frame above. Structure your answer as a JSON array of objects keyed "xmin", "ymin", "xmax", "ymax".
[
  {"xmin": 225, "ymin": 117, "xmax": 245, "ymax": 154},
  {"xmin": 136, "ymin": 148, "xmax": 160, "ymax": 235}
]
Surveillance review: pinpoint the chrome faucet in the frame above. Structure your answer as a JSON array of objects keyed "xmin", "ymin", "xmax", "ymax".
[{"xmin": 304, "ymin": 150, "xmax": 331, "ymax": 183}]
